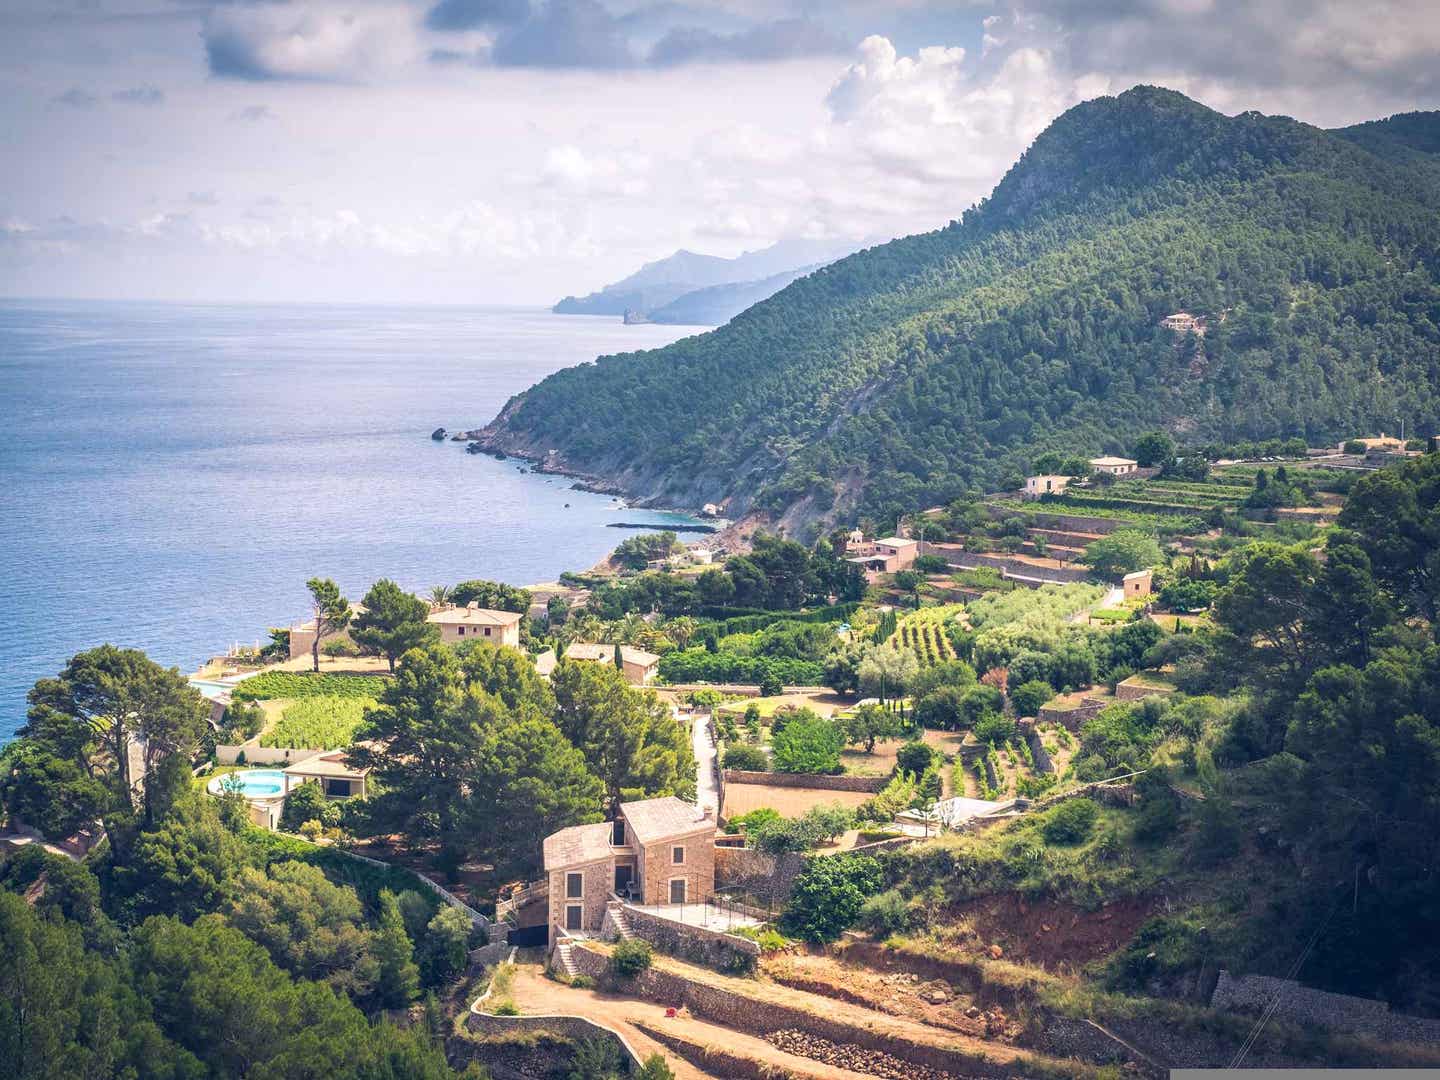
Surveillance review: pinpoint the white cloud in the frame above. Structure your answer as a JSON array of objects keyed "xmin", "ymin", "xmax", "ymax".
[
  {"xmin": 204, "ymin": 3, "xmax": 421, "ymax": 82},
  {"xmin": 539, "ymin": 145, "xmax": 652, "ymax": 197}
]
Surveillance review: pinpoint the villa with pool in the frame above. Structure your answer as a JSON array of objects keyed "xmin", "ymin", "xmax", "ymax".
[{"xmin": 208, "ymin": 749, "xmax": 369, "ymax": 830}]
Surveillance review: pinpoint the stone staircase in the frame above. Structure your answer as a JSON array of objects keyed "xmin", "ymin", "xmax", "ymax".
[
  {"xmin": 610, "ymin": 904, "xmax": 635, "ymax": 941},
  {"xmin": 553, "ymin": 939, "xmax": 579, "ymax": 977}
]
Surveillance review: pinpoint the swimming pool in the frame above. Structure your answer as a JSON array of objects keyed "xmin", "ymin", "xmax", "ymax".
[{"xmin": 208, "ymin": 768, "xmax": 289, "ymax": 799}]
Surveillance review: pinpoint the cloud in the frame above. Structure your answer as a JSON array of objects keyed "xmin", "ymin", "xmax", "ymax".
[
  {"xmin": 204, "ymin": 3, "xmax": 419, "ymax": 81},
  {"xmin": 490, "ymin": 0, "xmax": 636, "ymax": 68},
  {"xmin": 1006, "ymin": 0, "xmax": 1440, "ymax": 110},
  {"xmin": 51, "ymin": 86, "xmax": 99, "ymax": 108},
  {"xmin": 648, "ymin": 16, "xmax": 844, "ymax": 66},
  {"xmin": 424, "ymin": 0, "xmax": 529, "ymax": 32},
  {"xmin": 540, "ymin": 144, "xmax": 651, "ymax": 196},
  {"xmin": 230, "ymin": 104, "xmax": 275, "ymax": 122},
  {"xmin": 111, "ymin": 84, "xmax": 165, "ymax": 106}
]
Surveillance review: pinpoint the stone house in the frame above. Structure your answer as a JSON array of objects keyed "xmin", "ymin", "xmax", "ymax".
[
  {"xmin": 1123, "ymin": 568, "xmax": 1153, "ymax": 599},
  {"xmin": 427, "ymin": 603, "xmax": 522, "ymax": 647},
  {"xmin": 555, "ymin": 642, "xmax": 660, "ymax": 685},
  {"xmin": 1089, "ymin": 456, "xmax": 1139, "ymax": 477},
  {"xmin": 1025, "ymin": 474, "xmax": 1071, "ymax": 497},
  {"xmin": 543, "ymin": 796, "xmax": 717, "ymax": 935},
  {"xmin": 845, "ymin": 536, "xmax": 919, "ymax": 576}
]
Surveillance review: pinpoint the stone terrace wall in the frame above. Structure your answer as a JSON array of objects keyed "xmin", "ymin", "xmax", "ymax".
[
  {"xmin": 1038, "ymin": 696, "xmax": 1109, "ymax": 731},
  {"xmin": 983, "ymin": 505, "xmax": 1125, "ymax": 535},
  {"xmin": 465, "ymin": 1011, "xmax": 643, "ymax": 1072},
  {"xmin": 714, "ymin": 846, "xmax": 805, "ymax": 909},
  {"xmin": 569, "ymin": 943, "xmax": 1022, "ymax": 1078},
  {"xmin": 921, "ymin": 544, "xmax": 1092, "ymax": 584},
  {"xmin": 1212, "ymin": 972, "xmax": 1440, "ymax": 1047},
  {"xmin": 616, "ymin": 901, "xmax": 759, "ymax": 972},
  {"xmin": 723, "ymin": 771, "xmax": 887, "ymax": 792}
]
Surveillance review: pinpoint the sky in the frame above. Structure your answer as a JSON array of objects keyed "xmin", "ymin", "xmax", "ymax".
[{"xmin": 3, "ymin": 0, "xmax": 1440, "ymax": 304}]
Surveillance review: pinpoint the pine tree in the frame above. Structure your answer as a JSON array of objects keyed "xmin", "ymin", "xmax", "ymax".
[{"xmin": 374, "ymin": 889, "xmax": 420, "ymax": 1008}]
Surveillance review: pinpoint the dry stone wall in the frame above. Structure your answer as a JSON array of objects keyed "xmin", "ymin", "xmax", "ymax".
[
  {"xmin": 723, "ymin": 771, "xmax": 887, "ymax": 792},
  {"xmin": 569, "ymin": 944, "xmax": 1021, "ymax": 1078},
  {"xmin": 618, "ymin": 901, "xmax": 759, "ymax": 972},
  {"xmin": 1212, "ymin": 971, "xmax": 1440, "ymax": 1047}
]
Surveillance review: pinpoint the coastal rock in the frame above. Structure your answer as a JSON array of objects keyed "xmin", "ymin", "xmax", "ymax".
[{"xmin": 430, "ymin": 427, "xmax": 447, "ymax": 440}]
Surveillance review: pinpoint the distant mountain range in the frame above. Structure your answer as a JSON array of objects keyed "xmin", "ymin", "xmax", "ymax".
[
  {"xmin": 494, "ymin": 88, "xmax": 1440, "ymax": 534},
  {"xmin": 552, "ymin": 237, "xmax": 867, "ymax": 325}
]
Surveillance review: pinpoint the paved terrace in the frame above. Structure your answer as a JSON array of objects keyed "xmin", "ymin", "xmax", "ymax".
[{"xmin": 627, "ymin": 901, "xmax": 760, "ymax": 932}]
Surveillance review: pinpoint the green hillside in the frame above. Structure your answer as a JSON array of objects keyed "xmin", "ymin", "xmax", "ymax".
[{"xmin": 480, "ymin": 87, "xmax": 1440, "ymax": 531}]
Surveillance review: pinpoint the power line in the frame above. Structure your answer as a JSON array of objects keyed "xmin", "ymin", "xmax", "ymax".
[{"xmin": 1227, "ymin": 887, "xmax": 1344, "ymax": 1068}]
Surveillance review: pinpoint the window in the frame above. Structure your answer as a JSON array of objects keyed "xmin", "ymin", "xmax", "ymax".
[
  {"xmin": 565, "ymin": 904, "xmax": 583, "ymax": 931},
  {"xmin": 668, "ymin": 878, "xmax": 686, "ymax": 904},
  {"xmin": 671, "ymin": 845, "xmax": 685, "ymax": 865},
  {"xmin": 483, "ymin": 627, "xmax": 492, "ymax": 636},
  {"xmin": 457, "ymin": 626, "xmax": 465, "ymax": 636},
  {"xmin": 565, "ymin": 872, "xmax": 583, "ymax": 899}
]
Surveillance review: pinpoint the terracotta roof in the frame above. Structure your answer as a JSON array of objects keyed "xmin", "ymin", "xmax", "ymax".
[
  {"xmin": 427, "ymin": 605, "xmax": 522, "ymax": 627},
  {"xmin": 1089, "ymin": 456, "xmax": 1137, "ymax": 467},
  {"xmin": 534, "ymin": 649, "xmax": 558, "ymax": 677},
  {"xmin": 563, "ymin": 643, "xmax": 660, "ymax": 668},
  {"xmin": 874, "ymin": 536, "xmax": 916, "ymax": 547},
  {"xmin": 543, "ymin": 821, "xmax": 612, "ymax": 869},
  {"xmin": 620, "ymin": 796, "xmax": 711, "ymax": 845}
]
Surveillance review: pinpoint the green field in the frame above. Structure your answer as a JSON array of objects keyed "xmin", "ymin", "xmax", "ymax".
[{"xmin": 260, "ymin": 694, "xmax": 374, "ymax": 750}]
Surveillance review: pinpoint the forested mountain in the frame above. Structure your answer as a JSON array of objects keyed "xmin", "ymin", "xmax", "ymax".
[
  {"xmin": 643, "ymin": 264, "xmax": 822, "ymax": 325},
  {"xmin": 485, "ymin": 88, "xmax": 1440, "ymax": 533},
  {"xmin": 552, "ymin": 236, "xmax": 861, "ymax": 319}
]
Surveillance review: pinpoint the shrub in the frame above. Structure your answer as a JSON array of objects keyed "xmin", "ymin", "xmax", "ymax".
[
  {"xmin": 895, "ymin": 740, "xmax": 936, "ymax": 778},
  {"xmin": 1042, "ymin": 798, "xmax": 1099, "ymax": 845},
  {"xmin": 959, "ymin": 685, "xmax": 1005, "ymax": 729},
  {"xmin": 610, "ymin": 938, "xmax": 653, "ymax": 979},
  {"xmin": 1009, "ymin": 679, "xmax": 1054, "ymax": 717},
  {"xmin": 279, "ymin": 781, "xmax": 329, "ymax": 832},
  {"xmin": 568, "ymin": 974, "xmax": 596, "ymax": 990},
  {"xmin": 858, "ymin": 889, "xmax": 914, "ymax": 937},
  {"xmin": 725, "ymin": 806, "xmax": 781, "ymax": 835},
  {"xmin": 722, "ymin": 745, "xmax": 770, "ymax": 771},
  {"xmin": 770, "ymin": 711, "xmax": 843, "ymax": 774},
  {"xmin": 913, "ymin": 685, "xmax": 967, "ymax": 730},
  {"xmin": 781, "ymin": 854, "xmax": 883, "ymax": 942},
  {"xmin": 972, "ymin": 712, "xmax": 1017, "ymax": 746}
]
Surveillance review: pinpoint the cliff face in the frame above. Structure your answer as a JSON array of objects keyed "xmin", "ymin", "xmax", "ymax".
[{"xmin": 483, "ymin": 88, "xmax": 1440, "ymax": 532}]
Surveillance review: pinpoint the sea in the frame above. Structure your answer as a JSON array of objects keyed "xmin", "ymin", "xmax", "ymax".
[{"xmin": 0, "ymin": 300, "xmax": 704, "ymax": 743}]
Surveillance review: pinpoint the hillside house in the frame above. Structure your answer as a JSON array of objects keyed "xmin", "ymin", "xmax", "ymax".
[
  {"xmin": 1160, "ymin": 311, "xmax": 1206, "ymax": 335},
  {"xmin": 1123, "ymin": 568, "xmax": 1153, "ymax": 599},
  {"xmin": 1090, "ymin": 456, "xmax": 1139, "ymax": 477},
  {"xmin": 427, "ymin": 603, "xmax": 522, "ymax": 647},
  {"xmin": 1025, "ymin": 474, "xmax": 1071, "ymax": 497},
  {"xmin": 543, "ymin": 796, "xmax": 716, "ymax": 935},
  {"xmin": 286, "ymin": 603, "xmax": 367, "ymax": 661},
  {"xmin": 846, "ymin": 536, "xmax": 919, "ymax": 575},
  {"xmin": 283, "ymin": 749, "xmax": 370, "ymax": 800},
  {"xmin": 555, "ymin": 642, "xmax": 660, "ymax": 685}
]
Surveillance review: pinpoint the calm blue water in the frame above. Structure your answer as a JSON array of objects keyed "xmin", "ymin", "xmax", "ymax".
[{"xmin": 0, "ymin": 300, "xmax": 701, "ymax": 742}]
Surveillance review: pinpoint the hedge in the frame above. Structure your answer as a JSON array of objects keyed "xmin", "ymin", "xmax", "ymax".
[
  {"xmin": 657, "ymin": 650, "xmax": 824, "ymax": 686},
  {"xmin": 231, "ymin": 671, "xmax": 389, "ymax": 702}
]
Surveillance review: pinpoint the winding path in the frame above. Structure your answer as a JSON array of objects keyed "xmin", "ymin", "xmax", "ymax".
[{"xmin": 690, "ymin": 710, "xmax": 720, "ymax": 817}]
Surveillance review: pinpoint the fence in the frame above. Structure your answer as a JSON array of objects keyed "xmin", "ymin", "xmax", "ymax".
[{"xmin": 215, "ymin": 744, "xmax": 325, "ymax": 766}]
